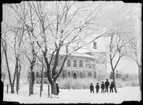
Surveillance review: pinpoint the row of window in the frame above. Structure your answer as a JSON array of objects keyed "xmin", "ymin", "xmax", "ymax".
[
  {"xmin": 35, "ymin": 71, "xmax": 97, "ymax": 84},
  {"xmin": 67, "ymin": 59, "xmax": 83, "ymax": 67},
  {"xmin": 36, "ymin": 72, "xmax": 47, "ymax": 78},
  {"xmin": 67, "ymin": 59, "xmax": 94, "ymax": 68},
  {"xmin": 62, "ymin": 71, "xmax": 96, "ymax": 78},
  {"xmin": 35, "ymin": 71, "xmax": 96, "ymax": 78}
]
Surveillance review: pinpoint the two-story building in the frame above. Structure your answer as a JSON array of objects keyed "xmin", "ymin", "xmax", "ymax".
[{"xmin": 34, "ymin": 51, "xmax": 107, "ymax": 83}]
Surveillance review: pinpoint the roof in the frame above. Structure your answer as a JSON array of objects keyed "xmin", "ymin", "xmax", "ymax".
[
  {"xmin": 69, "ymin": 52, "xmax": 94, "ymax": 58},
  {"xmin": 47, "ymin": 51, "xmax": 106, "ymax": 59}
]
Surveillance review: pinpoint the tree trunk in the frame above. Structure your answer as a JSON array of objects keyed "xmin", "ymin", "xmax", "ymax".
[
  {"xmin": 29, "ymin": 79, "xmax": 34, "ymax": 95},
  {"xmin": 51, "ymin": 81, "xmax": 57, "ymax": 95},
  {"xmin": 3, "ymin": 49, "xmax": 13, "ymax": 90},
  {"xmin": 30, "ymin": 79, "xmax": 34, "ymax": 94},
  {"xmin": 30, "ymin": 71, "xmax": 35, "ymax": 95},
  {"xmin": 16, "ymin": 72, "xmax": 19, "ymax": 94},
  {"xmin": 11, "ymin": 83, "xmax": 14, "ymax": 94},
  {"xmin": 30, "ymin": 83, "xmax": 34, "ymax": 94},
  {"xmin": 112, "ymin": 70, "xmax": 117, "ymax": 93},
  {"xmin": 138, "ymin": 65, "xmax": 141, "ymax": 91},
  {"xmin": 18, "ymin": 71, "xmax": 20, "ymax": 90},
  {"xmin": 18, "ymin": 62, "xmax": 21, "ymax": 90},
  {"xmin": 41, "ymin": 65, "xmax": 44, "ymax": 91},
  {"xmin": 16, "ymin": 71, "xmax": 20, "ymax": 94},
  {"xmin": 16, "ymin": 67, "xmax": 20, "ymax": 94}
]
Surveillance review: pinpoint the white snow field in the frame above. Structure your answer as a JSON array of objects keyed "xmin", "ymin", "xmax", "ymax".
[{"xmin": 3, "ymin": 84, "xmax": 141, "ymax": 104}]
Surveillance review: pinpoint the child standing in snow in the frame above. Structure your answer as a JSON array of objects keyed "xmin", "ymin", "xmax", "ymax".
[
  {"xmin": 90, "ymin": 83, "xmax": 94, "ymax": 93},
  {"xmin": 95, "ymin": 83, "xmax": 100, "ymax": 93},
  {"xmin": 110, "ymin": 81, "xmax": 114, "ymax": 93},
  {"xmin": 101, "ymin": 81, "xmax": 105, "ymax": 93},
  {"xmin": 105, "ymin": 79, "xmax": 110, "ymax": 92}
]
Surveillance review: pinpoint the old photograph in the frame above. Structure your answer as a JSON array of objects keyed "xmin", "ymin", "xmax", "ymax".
[{"xmin": 1, "ymin": 1, "xmax": 141, "ymax": 104}]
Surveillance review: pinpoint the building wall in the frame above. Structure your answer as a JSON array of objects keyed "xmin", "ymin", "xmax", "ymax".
[
  {"xmin": 59, "ymin": 55, "xmax": 96, "ymax": 79},
  {"xmin": 64, "ymin": 55, "xmax": 95, "ymax": 71},
  {"xmin": 34, "ymin": 52, "xmax": 106, "ymax": 83}
]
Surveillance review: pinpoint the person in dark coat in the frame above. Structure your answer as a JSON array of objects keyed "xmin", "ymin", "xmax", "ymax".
[
  {"xmin": 95, "ymin": 83, "xmax": 100, "ymax": 93},
  {"xmin": 90, "ymin": 83, "xmax": 94, "ymax": 93},
  {"xmin": 105, "ymin": 79, "xmax": 110, "ymax": 93},
  {"xmin": 56, "ymin": 83, "xmax": 60, "ymax": 95},
  {"xmin": 110, "ymin": 81, "xmax": 114, "ymax": 93},
  {"xmin": 101, "ymin": 81, "xmax": 105, "ymax": 93}
]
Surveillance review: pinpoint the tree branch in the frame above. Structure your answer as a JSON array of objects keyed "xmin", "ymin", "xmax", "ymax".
[
  {"xmin": 52, "ymin": 48, "xmax": 60, "ymax": 78},
  {"xmin": 113, "ymin": 55, "xmax": 121, "ymax": 70},
  {"xmin": 53, "ymin": 54, "xmax": 68, "ymax": 81}
]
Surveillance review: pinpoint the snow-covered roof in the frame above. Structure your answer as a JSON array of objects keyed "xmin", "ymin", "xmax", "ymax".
[
  {"xmin": 47, "ymin": 50, "xmax": 106, "ymax": 59},
  {"xmin": 69, "ymin": 52, "xmax": 94, "ymax": 58}
]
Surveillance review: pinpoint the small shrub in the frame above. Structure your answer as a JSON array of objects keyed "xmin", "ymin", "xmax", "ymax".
[
  {"xmin": 56, "ymin": 76, "xmax": 140, "ymax": 89},
  {"xmin": 115, "ymin": 79, "xmax": 139, "ymax": 88},
  {"xmin": 131, "ymin": 80, "xmax": 139, "ymax": 87},
  {"xmin": 57, "ymin": 78, "xmax": 102, "ymax": 89},
  {"xmin": 97, "ymin": 74, "xmax": 108, "ymax": 81}
]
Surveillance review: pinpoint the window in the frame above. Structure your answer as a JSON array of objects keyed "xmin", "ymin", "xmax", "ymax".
[
  {"xmin": 86, "ymin": 60, "xmax": 92, "ymax": 68},
  {"xmin": 79, "ymin": 60, "xmax": 83, "ymax": 67},
  {"xmin": 73, "ymin": 73, "xmax": 77, "ymax": 79},
  {"xmin": 62, "ymin": 71, "xmax": 66, "ymax": 79},
  {"xmin": 94, "ymin": 72, "xmax": 96, "ymax": 78},
  {"xmin": 87, "ymin": 64, "xmax": 91, "ymax": 68},
  {"xmin": 67, "ymin": 59, "xmax": 71, "ymax": 67},
  {"xmin": 68, "ymin": 72, "xmax": 70, "ymax": 78},
  {"xmin": 83, "ymin": 72, "xmax": 85, "ymax": 78},
  {"xmin": 73, "ymin": 60, "xmax": 77, "ymax": 67},
  {"xmin": 36, "ymin": 72, "xmax": 39, "ymax": 78},
  {"xmin": 80, "ymin": 72, "xmax": 82, "ymax": 78},
  {"xmin": 88, "ymin": 72, "xmax": 91, "ymax": 77},
  {"xmin": 93, "ymin": 42, "xmax": 97, "ymax": 49}
]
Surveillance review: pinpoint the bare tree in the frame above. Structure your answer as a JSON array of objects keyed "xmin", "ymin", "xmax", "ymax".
[
  {"xmin": 36, "ymin": 55, "xmax": 46, "ymax": 96},
  {"xmin": 29, "ymin": 1, "xmax": 110, "ymax": 95},
  {"xmin": 23, "ymin": 35, "xmax": 38, "ymax": 95},
  {"xmin": 1, "ymin": 25, "xmax": 24, "ymax": 93},
  {"xmin": 96, "ymin": 3, "xmax": 140, "ymax": 92},
  {"xmin": 108, "ymin": 30, "xmax": 135, "ymax": 93},
  {"xmin": 126, "ymin": 36, "xmax": 142, "ymax": 91},
  {"xmin": 5, "ymin": 1, "xmax": 112, "ymax": 95},
  {"xmin": 7, "ymin": 2, "xmax": 41, "ymax": 95},
  {"xmin": 1, "ymin": 40, "xmax": 7, "ymax": 83}
]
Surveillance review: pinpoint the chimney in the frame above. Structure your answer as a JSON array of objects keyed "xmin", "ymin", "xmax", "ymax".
[{"xmin": 93, "ymin": 42, "xmax": 97, "ymax": 49}]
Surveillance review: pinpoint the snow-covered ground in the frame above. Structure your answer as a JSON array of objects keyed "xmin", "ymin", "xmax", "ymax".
[{"xmin": 3, "ymin": 84, "xmax": 141, "ymax": 103}]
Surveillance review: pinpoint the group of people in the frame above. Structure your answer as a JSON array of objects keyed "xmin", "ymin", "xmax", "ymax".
[
  {"xmin": 90, "ymin": 79, "xmax": 115, "ymax": 93},
  {"xmin": 56, "ymin": 79, "xmax": 115, "ymax": 96}
]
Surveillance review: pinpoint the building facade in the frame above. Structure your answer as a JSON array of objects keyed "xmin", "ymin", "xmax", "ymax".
[{"xmin": 34, "ymin": 51, "xmax": 107, "ymax": 84}]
